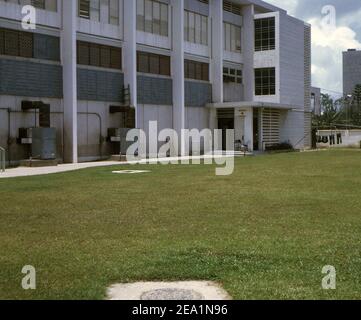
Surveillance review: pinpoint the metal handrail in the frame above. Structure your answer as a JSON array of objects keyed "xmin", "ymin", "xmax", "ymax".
[{"xmin": 0, "ymin": 147, "xmax": 5, "ymax": 172}]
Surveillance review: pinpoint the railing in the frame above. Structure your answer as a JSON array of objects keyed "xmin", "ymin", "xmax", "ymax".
[{"xmin": 0, "ymin": 147, "xmax": 5, "ymax": 172}]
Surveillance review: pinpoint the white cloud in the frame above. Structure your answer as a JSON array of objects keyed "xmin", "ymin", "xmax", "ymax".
[{"xmin": 308, "ymin": 16, "xmax": 361, "ymax": 94}]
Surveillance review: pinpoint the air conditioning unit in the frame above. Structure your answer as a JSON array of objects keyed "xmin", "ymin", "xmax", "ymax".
[{"xmin": 31, "ymin": 128, "xmax": 57, "ymax": 160}]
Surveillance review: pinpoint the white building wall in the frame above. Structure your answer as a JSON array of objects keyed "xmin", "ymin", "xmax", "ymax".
[
  {"xmin": 279, "ymin": 13, "xmax": 306, "ymax": 108},
  {"xmin": 185, "ymin": 107, "xmax": 209, "ymax": 131}
]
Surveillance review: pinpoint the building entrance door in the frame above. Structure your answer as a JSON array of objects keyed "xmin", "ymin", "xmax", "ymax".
[{"xmin": 218, "ymin": 118, "xmax": 234, "ymax": 151}]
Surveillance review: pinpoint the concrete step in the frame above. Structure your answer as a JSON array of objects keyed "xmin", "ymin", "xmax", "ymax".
[
  {"xmin": 110, "ymin": 155, "xmax": 128, "ymax": 162},
  {"xmin": 19, "ymin": 159, "xmax": 58, "ymax": 168}
]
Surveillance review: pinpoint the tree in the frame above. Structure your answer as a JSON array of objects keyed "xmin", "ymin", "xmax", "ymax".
[{"xmin": 312, "ymin": 94, "xmax": 340, "ymax": 129}]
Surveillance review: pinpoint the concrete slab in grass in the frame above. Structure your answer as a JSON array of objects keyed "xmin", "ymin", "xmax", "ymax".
[{"xmin": 107, "ymin": 281, "xmax": 232, "ymax": 300}]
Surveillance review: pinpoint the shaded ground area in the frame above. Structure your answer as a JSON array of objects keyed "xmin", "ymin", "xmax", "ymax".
[{"xmin": 0, "ymin": 150, "xmax": 360, "ymax": 299}]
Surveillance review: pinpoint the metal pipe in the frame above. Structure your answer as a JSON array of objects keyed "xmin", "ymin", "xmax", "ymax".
[
  {"xmin": 0, "ymin": 147, "xmax": 5, "ymax": 172},
  {"xmin": 0, "ymin": 108, "xmax": 104, "ymax": 163},
  {"xmin": 0, "ymin": 108, "xmax": 11, "ymax": 166}
]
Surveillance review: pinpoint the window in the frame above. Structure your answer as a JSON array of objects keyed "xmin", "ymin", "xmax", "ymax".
[
  {"xmin": 255, "ymin": 68, "xmax": 276, "ymax": 95},
  {"xmin": 255, "ymin": 17, "xmax": 275, "ymax": 51},
  {"xmin": 0, "ymin": 28, "xmax": 60, "ymax": 61},
  {"xmin": 90, "ymin": 0, "xmax": 100, "ymax": 21},
  {"xmin": 137, "ymin": 51, "xmax": 171, "ymax": 76},
  {"xmin": 78, "ymin": 0, "xmax": 100, "ymax": 21},
  {"xmin": 31, "ymin": 0, "xmax": 45, "ymax": 9},
  {"xmin": 137, "ymin": 0, "xmax": 169, "ymax": 37},
  {"xmin": 184, "ymin": 10, "xmax": 208, "ymax": 45},
  {"xmin": 223, "ymin": 67, "xmax": 242, "ymax": 84},
  {"xmin": 77, "ymin": 41, "xmax": 122, "ymax": 70},
  {"xmin": 224, "ymin": 22, "xmax": 241, "ymax": 53},
  {"xmin": 1, "ymin": 0, "xmax": 57, "ymax": 11},
  {"xmin": 109, "ymin": 0, "xmax": 119, "ymax": 25},
  {"xmin": 0, "ymin": 28, "xmax": 33, "ymax": 58},
  {"xmin": 185, "ymin": 60, "xmax": 209, "ymax": 81}
]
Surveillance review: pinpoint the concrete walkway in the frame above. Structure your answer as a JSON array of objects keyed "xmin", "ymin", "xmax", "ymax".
[
  {"xmin": 0, "ymin": 154, "xmax": 238, "ymax": 179},
  {"xmin": 0, "ymin": 161, "xmax": 121, "ymax": 179}
]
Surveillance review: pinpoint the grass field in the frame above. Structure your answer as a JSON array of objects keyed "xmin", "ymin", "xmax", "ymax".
[{"xmin": 0, "ymin": 149, "xmax": 361, "ymax": 300}]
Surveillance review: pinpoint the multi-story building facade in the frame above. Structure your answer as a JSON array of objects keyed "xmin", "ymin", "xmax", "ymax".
[
  {"xmin": 0, "ymin": 0, "xmax": 311, "ymax": 164},
  {"xmin": 343, "ymin": 49, "xmax": 361, "ymax": 96}
]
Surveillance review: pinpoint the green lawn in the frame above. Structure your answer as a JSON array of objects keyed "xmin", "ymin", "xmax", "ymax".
[{"xmin": 0, "ymin": 150, "xmax": 361, "ymax": 300}]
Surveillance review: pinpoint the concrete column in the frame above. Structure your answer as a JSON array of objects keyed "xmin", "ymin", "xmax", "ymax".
[
  {"xmin": 170, "ymin": 0, "xmax": 185, "ymax": 155},
  {"xmin": 244, "ymin": 108, "xmax": 254, "ymax": 151},
  {"xmin": 234, "ymin": 108, "xmax": 253, "ymax": 151},
  {"xmin": 210, "ymin": 0, "xmax": 223, "ymax": 103},
  {"xmin": 123, "ymin": 0, "xmax": 138, "ymax": 126},
  {"xmin": 242, "ymin": 5, "xmax": 255, "ymax": 101},
  {"xmin": 209, "ymin": 108, "xmax": 217, "ymax": 130},
  {"xmin": 61, "ymin": 0, "xmax": 78, "ymax": 163}
]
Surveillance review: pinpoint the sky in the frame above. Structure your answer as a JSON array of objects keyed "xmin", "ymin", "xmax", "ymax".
[{"xmin": 266, "ymin": 0, "xmax": 361, "ymax": 96}]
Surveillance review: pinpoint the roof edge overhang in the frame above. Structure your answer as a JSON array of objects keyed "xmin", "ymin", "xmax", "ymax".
[{"xmin": 206, "ymin": 101, "xmax": 304, "ymax": 111}]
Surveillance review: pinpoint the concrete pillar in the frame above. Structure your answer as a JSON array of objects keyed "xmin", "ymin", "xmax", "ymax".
[
  {"xmin": 170, "ymin": 0, "xmax": 185, "ymax": 155},
  {"xmin": 242, "ymin": 5, "xmax": 255, "ymax": 101},
  {"xmin": 123, "ymin": 0, "xmax": 138, "ymax": 126},
  {"xmin": 244, "ymin": 108, "xmax": 253, "ymax": 151},
  {"xmin": 209, "ymin": 108, "xmax": 217, "ymax": 130},
  {"xmin": 61, "ymin": 0, "xmax": 78, "ymax": 163},
  {"xmin": 234, "ymin": 108, "xmax": 253, "ymax": 151},
  {"xmin": 210, "ymin": 0, "xmax": 223, "ymax": 103}
]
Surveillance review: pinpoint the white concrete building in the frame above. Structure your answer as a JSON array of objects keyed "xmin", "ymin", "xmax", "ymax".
[{"xmin": 0, "ymin": 0, "xmax": 312, "ymax": 165}]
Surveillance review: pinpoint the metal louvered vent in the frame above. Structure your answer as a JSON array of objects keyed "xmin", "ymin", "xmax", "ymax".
[
  {"xmin": 223, "ymin": 1, "xmax": 242, "ymax": 16},
  {"xmin": 79, "ymin": 0, "xmax": 90, "ymax": 19},
  {"xmin": 217, "ymin": 108, "xmax": 235, "ymax": 119},
  {"xmin": 262, "ymin": 109, "xmax": 280, "ymax": 147}
]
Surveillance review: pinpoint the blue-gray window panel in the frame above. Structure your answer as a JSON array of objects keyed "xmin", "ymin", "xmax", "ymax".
[
  {"xmin": 0, "ymin": 58, "xmax": 63, "ymax": 98},
  {"xmin": 77, "ymin": 68, "xmax": 124, "ymax": 102},
  {"xmin": 137, "ymin": 75, "xmax": 173, "ymax": 105},
  {"xmin": 185, "ymin": 81, "xmax": 212, "ymax": 107}
]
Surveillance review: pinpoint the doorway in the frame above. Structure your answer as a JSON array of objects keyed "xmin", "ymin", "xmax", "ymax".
[{"xmin": 217, "ymin": 109, "xmax": 235, "ymax": 151}]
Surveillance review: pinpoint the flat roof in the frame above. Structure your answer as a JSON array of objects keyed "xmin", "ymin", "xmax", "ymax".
[
  {"xmin": 229, "ymin": 0, "xmax": 286, "ymax": 14},
  {"xmin": 206, "ymin": 101, "xmax": 299, "ymax": 110}
]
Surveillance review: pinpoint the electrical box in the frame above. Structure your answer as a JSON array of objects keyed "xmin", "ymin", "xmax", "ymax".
[
  {"xmin": 108, "ymin": 128, "xmax": 132, "ymax": 155},
  {"xmin": 18, "ymin": 128, "xmax": 33, "ymax": 144},
  {"xmin": 31, "ymin": 128, "xmax": 57, "ymax": 160}
]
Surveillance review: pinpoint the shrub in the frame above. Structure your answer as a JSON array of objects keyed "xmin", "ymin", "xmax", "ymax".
[{"xmin": 265, "ymin": 142, "xmax": 294, "ymax": 151}]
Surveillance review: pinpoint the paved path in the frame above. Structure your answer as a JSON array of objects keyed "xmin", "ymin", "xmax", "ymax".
[
  {"xmin": 0, "ymin": 154, "xmax": 238, "ymax": 179},
  {"xmin": 0, "ymin": 161, "xmax": 122, "ymax": 179}
]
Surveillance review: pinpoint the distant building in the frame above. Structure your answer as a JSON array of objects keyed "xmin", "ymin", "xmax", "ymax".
[
  {"xmin": 343, "ymin": 49, "xmax": 361, "ymax": 96},
  {"xmin": 311, "ymin": 87, "xmax": 321, "ymax": 115}
]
